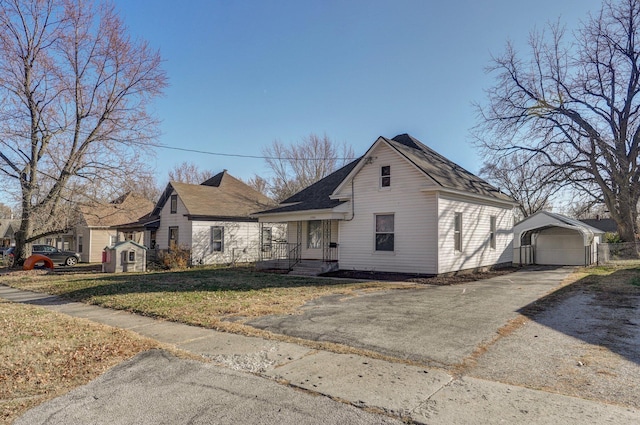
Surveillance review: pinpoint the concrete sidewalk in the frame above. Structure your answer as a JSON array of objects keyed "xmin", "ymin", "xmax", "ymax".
[{"xmin": 2, "ymin": 284, "xmax": 639, "ymax": 424}]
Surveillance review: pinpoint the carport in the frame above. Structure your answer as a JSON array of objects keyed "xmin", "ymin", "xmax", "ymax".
[{"xmin": 513, "ymin": 211, "xmax": 604, "ymax": 266}]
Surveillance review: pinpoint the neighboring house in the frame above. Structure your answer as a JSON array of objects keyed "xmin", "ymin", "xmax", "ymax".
[
  {"xmin": 0, "ymin": 219, "xmax": 18, "ymax": 248},
  {"xmin": 75, "ymin": 193, "xmax": 155, "ymax": 263},
  {"xmin": 513, "ymin": 211, "xmax": 604, "ymax": 266},
  {"xmin": 152, "ymin": 170, "xmax": 282, "ymax": 265},
  {"xmin": 579, "ymin": 217, "xmax": 618, "ymax": 234},
  {"xmin": 254, "ymin": 134, "xmax": 516, "ymax": 275}
]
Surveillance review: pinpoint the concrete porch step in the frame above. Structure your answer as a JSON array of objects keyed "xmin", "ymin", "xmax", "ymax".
[{"xmin": 288, "ymin": 261, "xmax": 338, "ymax": 276}]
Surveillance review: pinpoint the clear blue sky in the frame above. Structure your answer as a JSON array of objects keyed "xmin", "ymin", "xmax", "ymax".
[{"xmin": 113, "ymin": 0, "xmax": 604, "ymax": 185}]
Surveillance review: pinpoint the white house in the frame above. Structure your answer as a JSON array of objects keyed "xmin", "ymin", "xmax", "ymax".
[
  {"xmin": 254, "ymin": 134, "xmax": 516, "ymax": 275},
  {"xmin": 513, "ymin": 211, "xmax": 604, "ymax": 266},
  {"xmin": 153, "ymin": 170, "xmax": 284, "ymax": 265}
]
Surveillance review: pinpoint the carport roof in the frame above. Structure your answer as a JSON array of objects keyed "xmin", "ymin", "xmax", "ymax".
[{"xmin": 513, "ymin": 211, "xmax": 604, "ymax": 247}]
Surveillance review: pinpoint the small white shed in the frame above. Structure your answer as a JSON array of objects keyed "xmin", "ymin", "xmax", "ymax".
[
  {"xmin": 102, "ymin": 240, "xmax": 147, "ymax": 273},
  {"xmin": 513, "ymin": 211, "xmax": 604, "ymax": 266}
]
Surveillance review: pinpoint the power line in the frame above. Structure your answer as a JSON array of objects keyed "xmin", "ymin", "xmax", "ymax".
[{"xmin": 141, "ymin": 141, "xmax": 357, "ymax": 161}]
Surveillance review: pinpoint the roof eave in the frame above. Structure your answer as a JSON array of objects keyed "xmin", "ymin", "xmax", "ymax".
[{"xmin": 421, "ymin": 187, "xmax": 516, "ymax": 207}]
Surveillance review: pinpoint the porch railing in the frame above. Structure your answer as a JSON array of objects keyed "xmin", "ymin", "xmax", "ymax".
[{"xmin": 260, "ymin": 241, "xmax": 301, "ymax": 269}]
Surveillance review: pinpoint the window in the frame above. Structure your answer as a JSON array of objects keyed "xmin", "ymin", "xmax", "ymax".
[
  {"xmin": 454, "ymin": 212, "xmax": 462, "ymax": 252},
  {"xmin": 109, "ymin": 234, "xmax": 118, "ymax": 247},
  {"xmin": 170, "ymin": 194, "xmax": 178, "ymax": 214},
  {"xmin": 380, "ymin": 165, "xmax": 391, "ymax": 188},
  {"xmin": 490, "ymin": 216, "xmax": 496, "ymax": 249},
  {"xmin": 211, "ymin": 226, "xmax": 224, "ymax": 252},
  {"xmin": 128, "ymin": 251, "xmax": 136, "ymax": 262},
  {"xmin": 307, "ymin": 220, "xmax": 321, "ymax": 249},
  {"xmin": 375, "ymin": 214, "xmax": 394, "ymax": 251},
  {"xmin": 261, "ymin": 227, "xmax": 272, "ymax": 251},
  {"xmin": 78, "ymin": 236, "xmax": 83, "ymax": 253},
  {"xmin": 168, "ymin": 226, "xmax": 179, "ymax": 250}
]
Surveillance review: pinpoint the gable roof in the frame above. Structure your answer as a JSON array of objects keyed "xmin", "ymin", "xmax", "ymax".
[
  {"xmin": 384, "ymin": 134, "xmax": 512, "ymax": 202},
  {"xmin": 513, "ymin": 211, "xmax": 605, "ymax": 247},
  {"xmin": 79, "ymin": 193, "xmax": 154, "ymax": 228},
  {"xmin": 0, "ymin": 219, "xmax": 19, "ymax": 239},
  {"xmin": 153, "ymin": 170, "xmax": 275, "ymax": 219},
  {"xmin": 256, "ymin": 134, "xmax": 513, "ymax": 216}
]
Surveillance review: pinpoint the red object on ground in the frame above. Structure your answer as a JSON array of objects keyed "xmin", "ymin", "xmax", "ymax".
[{"xmin": 22, "ymin": 254, "xmax": 55, "ymax": 270}]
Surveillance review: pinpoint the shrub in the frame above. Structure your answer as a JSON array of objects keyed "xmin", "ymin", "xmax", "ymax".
[
  {"xmin": 604, "ymin": 232, "xmax": 622, "ymax": 243},
  {"xmin": 158, "ymin": 245, "xmax": 191, "ymax": 269}
]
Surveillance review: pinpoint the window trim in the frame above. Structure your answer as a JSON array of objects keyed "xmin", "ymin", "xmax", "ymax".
[
  {"xmin": 170, "ymin": 194, "xmax": 178, "ymax": 214},
  {"xmin": 375, "ymin": 213, "xmax": 395, "ymax": 252},
  {"xmin": 261, "ymin": 227, "xmax": 273, "ymax": 252},
  {"xmin": 454, "ymin": 212, "xmax": 462, "ymax": 252},
  {"xmin": 168, "ymin": 226, "xmax": 179, "ymax": 250},
  {"xmin": 489, "ymin": 216, "xmax": 497, "ymax": 250},
  {"xmin": 211, "ymin": 226, "xmax": 224, "ymax": 253},
  {"xmin": 380, "ymin": 165, "xmax": 391, "ymax": 188}
]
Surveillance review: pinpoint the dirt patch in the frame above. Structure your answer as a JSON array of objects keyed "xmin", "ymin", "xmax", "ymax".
[{"xmin": 321, "ymin": 267, "xmax": 517, "ymax": 285}]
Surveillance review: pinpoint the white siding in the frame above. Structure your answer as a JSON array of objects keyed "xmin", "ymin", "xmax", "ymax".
[
  {"xmin": 191, "ymin": 220, "xmax": 263, "ymax": 265},
  {"xmin": 437, "ymin": 195, "xmax": 513, "ymax": 274},
  {"xmin": 156, "ymin": 191, "xmax": 192, "ymax": 250},
  {"xmin": 338, "ymin": 143, "xmax": 439, "ymax": 274}
]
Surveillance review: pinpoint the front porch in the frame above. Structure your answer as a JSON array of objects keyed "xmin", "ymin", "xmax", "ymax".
[{"xmin": 257, "ymin": 220, "xmax": 340, "ymax": 275}]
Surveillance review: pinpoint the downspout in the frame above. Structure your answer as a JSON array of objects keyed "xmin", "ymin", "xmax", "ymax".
[{"xmin": 343, "ymin": 179, "xmax": 355, "ymax": 221}]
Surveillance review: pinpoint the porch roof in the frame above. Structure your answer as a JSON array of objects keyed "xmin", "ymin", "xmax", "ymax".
[{"xmin": 254, "ymin": 158, "xmax": 360, "ymax": 216}]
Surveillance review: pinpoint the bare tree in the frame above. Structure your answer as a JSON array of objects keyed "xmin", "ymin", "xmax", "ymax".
[
  {"xmin": 480, "ymin": 154, "xmax": 558, "ymax": 221},
  {"xmin": 168, "ymin": 161, "xmax": 215, "ymax": 185},
  {"xmin": 243, "ymin": 174, "xmax": 269, "ymax": 196},
  {"xmin": 475, "ymin": 0, "xmax": 640, "ymax": 242},
  {"xmin": 0, "ymin": 202, "xmax": 13, "ymax": 219},
  {"xmin": 0, "ymin": 0, "xmax": 167, "ymax": 262},
  {"xmin": 261, "ymin": 134, "xmax": 355, "ymax": 201}
]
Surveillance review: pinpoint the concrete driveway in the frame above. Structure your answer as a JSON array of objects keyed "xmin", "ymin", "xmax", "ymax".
[{"xmin": 248, "ymin": 267, "xmax": 574, "ymax": 367}]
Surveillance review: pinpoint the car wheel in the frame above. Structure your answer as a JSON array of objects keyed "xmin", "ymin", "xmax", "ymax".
[{"xmin": 65, "ymin": 256, "xmax": 78, "ymax": 266}]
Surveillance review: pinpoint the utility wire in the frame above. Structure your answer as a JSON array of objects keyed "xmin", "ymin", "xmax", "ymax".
[{"xmin": 140, "ymin": 141, "xmax": 357, "ymax": 161}]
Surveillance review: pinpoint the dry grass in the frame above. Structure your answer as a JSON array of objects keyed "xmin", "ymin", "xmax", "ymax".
[
  {"xmin": 1, "ymin": 267, "xmax": 415, "ymax": 336},
  {"xmin": 0, "ymin": 299, "xmax": 161, "ymax": 425}
]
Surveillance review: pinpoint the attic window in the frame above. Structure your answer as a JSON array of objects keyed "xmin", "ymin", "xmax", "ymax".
[
  {"xmin": 380, "ymin": 166, "xmax": 390, "ymax": 188},
  {"xmin": 170, "ymin": 195, "xmax": 178, "ymax": 214}
]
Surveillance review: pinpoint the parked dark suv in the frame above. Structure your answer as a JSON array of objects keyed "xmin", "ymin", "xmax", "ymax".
[
  {"xmin": 32, "ymin": 245, "xmax": 80, "ymax": 266},
  {"xmin": 5, "ymin": 245, "xmax": 81, "ymax": 266}
]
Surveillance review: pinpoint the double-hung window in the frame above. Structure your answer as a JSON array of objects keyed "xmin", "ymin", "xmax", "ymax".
[
  {"xmin": 380, "ymin": 166, "xmax": 391, "ymax": 188},
  {"xmin": 170, "ymin": 194, "xmax": 178, "ymax": 214},
  {"xmin": 168, "ymin": 226, "xmax": 179, "ymax": 250},
  {"xmin": 211, "ymin": 226, "xmax": 224, "ymax": 252},
  {"xmin": 261, "ymin": 227, "xmax": 272, "ymax": 251},
  {"xmin": 375, "ymin": 214, "xmax": 394, "ymax": 251},
  {"xmin": 454, "ymin": 212, "xmax": 462, "ymax": 252}
]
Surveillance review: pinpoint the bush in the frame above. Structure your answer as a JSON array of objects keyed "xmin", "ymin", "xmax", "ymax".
[
  {"xmin": 158, "ymin": 245, "xmax": 191, "ymax": 269},
  {"xmin": 604, "ymin": 232, "xmax": 622, "ymax": 243}
]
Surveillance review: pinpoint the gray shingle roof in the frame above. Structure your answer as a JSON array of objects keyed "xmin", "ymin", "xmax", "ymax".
[
  {"xmin": 255, "ymin": 134, "xmax": 513, "ymax": 216},
  {"xmin": 255, "ymin": 159, "xmax": 360, "ymax": 215},
  {"xmin": 386, "ymin": 134, "xmax": 513, "ymax": 202}
]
